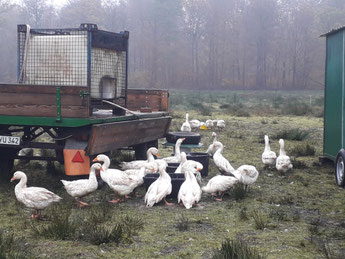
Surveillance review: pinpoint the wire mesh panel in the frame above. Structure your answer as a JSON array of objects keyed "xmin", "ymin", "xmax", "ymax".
[
  {"xmin": 18, "ymin": 24, "xmax": 129, "ymax": 104},
  {"xmin": 18, "ymin": 27, "xmax": 88, "ymax": 86},
  {"xmin": 91, "ymin": 49, "xmax": 126, "ymax": 99}
]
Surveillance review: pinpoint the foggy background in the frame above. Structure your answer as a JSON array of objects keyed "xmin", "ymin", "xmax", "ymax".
[{"xmin": 0, "ymin": 0, "xmax": 344, "ymax": 90}]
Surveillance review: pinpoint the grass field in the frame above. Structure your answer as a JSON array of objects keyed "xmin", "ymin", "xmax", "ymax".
[{"xmin": 1, "ymin": 90, "xmax": 345, "ymax": 258}]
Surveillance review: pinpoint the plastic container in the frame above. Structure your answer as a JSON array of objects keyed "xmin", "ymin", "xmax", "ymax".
[
  {"xmin": 166, "ymin": 163, "xmax": 179, "ymax": 173},
  {"xmin": 165, "ymin": 132, "xmax": 201, "ymax": 145},
  {"xmin": 187, "ymin": 152, "xmax": 209, "ymax": 177}
]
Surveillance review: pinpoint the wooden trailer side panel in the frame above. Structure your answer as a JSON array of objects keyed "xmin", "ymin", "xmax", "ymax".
[
  {"xmin": 87, "ymin": 116, "xmax": 171, "ymax": 155},
  {"xmin": 0, "ymin": 84, "xmax": 89, "ymax": 118},
  {"xmin": 126, "ymin": 89, "xmax": 169, "ymax": 112}
]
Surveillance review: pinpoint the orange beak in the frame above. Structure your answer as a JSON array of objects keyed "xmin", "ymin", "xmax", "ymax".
[
  {"xmin": 197, "ymin": 168, "xmax": 202, "ymax": 172},
  {"xmin": 155, "ymin": 153, "xmax": 159, "ymax": 158},
  {"xmin": 10, "ymin": 177, "xmax": 15, "ymax": 182},
  {"xmin": 92, "ymin": 157, "xmax": 98, "ymax": 162},
  {"xmin": 100, "ymin": 167, "xmax": 104, "ymax": 171}
]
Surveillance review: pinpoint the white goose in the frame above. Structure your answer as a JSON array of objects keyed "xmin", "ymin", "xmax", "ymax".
[
  {"xmin": 231, "ymin": 165, "xmax": 259, "ymax": 191},
  {"xmin": 120, "ymin": 147, "xmax": 158, "ymax": 170},
  {"xmin": 178, "ymin": 161, "xmax": 203, "ymax": 209},
  {"xmin": 144, "ymin": 160, "xmax": 172, "ymax": 207},
  {"xmin": 190, "ymin": 119, "xmax": 201, "ymax": 129},
  {"xmin": 205, "ymin": 119, "xmax": 214, "ymax": 128},
  {"xmin": 11, "ymin": 171, "xmax": 62, "ymax": 219},
  {"xmin": 262, "ymin": 135, "xmax": 277, "ymax": 167},
  {"xmin": 163, "ymin": 138, "xmax": 185, "ymax": 163},
  {"xmin": 175, "ymin": 155, "xmax": 203, "ymax": 186},
  {"xmin": 124, "ymin": 162, "xmax": 157, "ymax": 191},
  {"xmin": 276, "ymin": 139, "xmax": 293, "ymax": 173},
  {"xmin": 61, "ymin": 163, "xmax": 103, "ymax": 207},
  {"xmin": 216, "ymin": 119, "xmax": 226, "ymax": 130},
  {"xmin": 93, "ymin": 154, "xmax": 138, "ymax": 203},
  {"xmin": 212, "ymin": 141, "xmax": 235, "ymax": 175},
  {"xmin": 206, "ymin": 132, "xmax": 218, "ymax": 157},
  {"xmin": 180, "ymin": 113, "xmax": 191, "ymax": 132},
  {"xmin": 174, "ymin": 152, "xmax": 187, "ymax": 174},
  {"xmin": 202, "ymin": 175, "xmax": 238, "ymax": 201}
]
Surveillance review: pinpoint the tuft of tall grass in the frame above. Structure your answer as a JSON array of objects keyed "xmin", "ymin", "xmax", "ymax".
[
  {"xmin": 273, "ymin": 128, "xmax": 309, "ymax": 141},
  {"xmin": 231, "ymin": 184, "xmax": 247, "ymax": 200},
  {"xmin": 212, "ymin": 238, "xmax": 264, "ymax": 259},
  {"xmin": 85, "ymin": 224, "xmax": 123, "ymax": 245},
  {"xmin": 0, "ymin": 230, "xmax": 31, "ymax": 259},
  {"xmin": 251, "ymin": 209, "xmax": 269, "ymax": 230},
  {"xmin": 238, "ymin": 206, "xmax": 249, "ymax": 221},
  {"xmin": 290, "ymin": 143, "xmax": 316, "ymax": 157},
  {"xmin": 175, "ymin": 214, "xmax": 190, "ymax": 231},
  {"xmin": 30, "ymin": 207, "xmax": 77, "ymax": 240}
]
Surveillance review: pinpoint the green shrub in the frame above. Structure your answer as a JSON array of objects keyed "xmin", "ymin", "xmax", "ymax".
[
  {"xmin": 290, "ymin": 143, "xmax": 316, "ymax": 157},
  {"xmin": 284, "ymin": 102, "xmax": 312, "ymax": 116},
  {"xmin": 273, "ymin": 128, "xmax": 309, "ymax": 141}
]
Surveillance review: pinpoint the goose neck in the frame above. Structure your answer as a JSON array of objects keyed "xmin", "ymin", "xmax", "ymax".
[{"xmin": 16, "ymin": 175, "xmax": 27, "ymax": 190}]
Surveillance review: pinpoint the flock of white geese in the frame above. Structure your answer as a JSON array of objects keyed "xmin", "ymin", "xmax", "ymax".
[{"xmin": 10, "ymin": 119, "xmax": 293, "ymax": 218}]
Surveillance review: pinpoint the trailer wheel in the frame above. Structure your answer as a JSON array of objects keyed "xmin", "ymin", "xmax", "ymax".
[{"xmin": 335, "ymin": 149, "xmax": 345, "ymax": 187}]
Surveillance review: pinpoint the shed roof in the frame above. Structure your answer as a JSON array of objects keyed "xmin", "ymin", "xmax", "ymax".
[{"xmin": 321, "ymin": 26, "xmax": 345, "ymax": 37}]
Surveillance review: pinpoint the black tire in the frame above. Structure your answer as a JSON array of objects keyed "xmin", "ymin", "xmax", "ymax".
[
  {"xmin": 335, "ymin": 149, "xmax": 345, "ymax": 187},
  {"xmin": 165, "ymin": 132, "xmax": 201, "ymax": 145}
]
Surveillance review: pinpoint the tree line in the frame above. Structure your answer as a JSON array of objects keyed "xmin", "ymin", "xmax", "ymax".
[{"xmin": 0, "ymin": 0, "xmax": 344, "ymax": 90}]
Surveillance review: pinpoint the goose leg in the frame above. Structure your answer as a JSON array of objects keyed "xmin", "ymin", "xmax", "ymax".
[
  {"xmin": 164, "ymin": 199, "xmax": 174, "ymax": 206},
  {"xmin": 215, "ymin": 192, "xmax": 225, "ymax": 201},
  {"xmin": 109, "ymin": 198, "xmax": 123, "ymax": 204},
  {"xmin": 78, "ymin": 200, "xmax": 89, "ymax": 207}
]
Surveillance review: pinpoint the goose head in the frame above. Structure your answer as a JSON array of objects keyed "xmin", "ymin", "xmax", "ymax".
[
  {"xmin": 147, "ymin": 147, "xmax": 159, "ymax": 158},
  {"xmin": 176, "ymin": 138, "xmax": 185, "ymax": 145},
  {"xmin": 92, "ymin": 154, "xmax": 110, "ymax": 170},
  {"xmin": 10, "ymin": 171, "xmax": 26, "ymax": 182},
  {"xmin": 91, "ymin": 163, "xmax": 103, "ymax": 176},
  {"xmin": 181, "ymin": 160, "xmax": 203, "ymax": 175}
]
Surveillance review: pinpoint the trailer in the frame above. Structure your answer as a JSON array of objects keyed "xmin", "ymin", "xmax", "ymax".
[
  {"xmin": 0, "ymin": 24, "xmax": 171, "ymax": 180},
  {"xmin": 321, "ymin": 26, "xmax": 345, "ymax": 187}
]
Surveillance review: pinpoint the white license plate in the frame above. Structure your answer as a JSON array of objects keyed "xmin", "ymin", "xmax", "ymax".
[{"xmin": 0, "ymin": 135, "xmax": 20, "ymax": 145}]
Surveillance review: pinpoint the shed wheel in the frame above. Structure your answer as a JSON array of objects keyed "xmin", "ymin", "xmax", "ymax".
[{"xmin": 335, "ymin": 149, "xmax": 345, "ymax": 187}]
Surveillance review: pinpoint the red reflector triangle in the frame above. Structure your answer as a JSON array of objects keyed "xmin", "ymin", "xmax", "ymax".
[{"xmin": 72, "ymin": 151, "xmax": 84, "ymax": 163}]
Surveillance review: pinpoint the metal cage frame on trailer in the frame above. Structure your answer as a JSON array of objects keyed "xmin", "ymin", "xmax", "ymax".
[{"xmin": 17, "ymin": 23, "xmax": 129, "ymax": 114}]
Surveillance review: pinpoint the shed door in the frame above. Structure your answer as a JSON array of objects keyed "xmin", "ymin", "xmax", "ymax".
[{"xmin": 324, "ymin": 31, "xmax": 344, "ymax": 159}]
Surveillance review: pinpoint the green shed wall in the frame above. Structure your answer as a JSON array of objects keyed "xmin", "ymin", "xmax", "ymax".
[{"xmin": 324, "ymin": 30, "xmax": 345, "ymax": 160}]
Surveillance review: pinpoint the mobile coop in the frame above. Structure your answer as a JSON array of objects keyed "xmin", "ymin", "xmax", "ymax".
[
  {"xmin": 0, "ymin": 24, "xmax": 171, "ymax": 180},
  {"xmin": 321, "ymin": 26, "xmax": 345, "ymax": 187}
]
